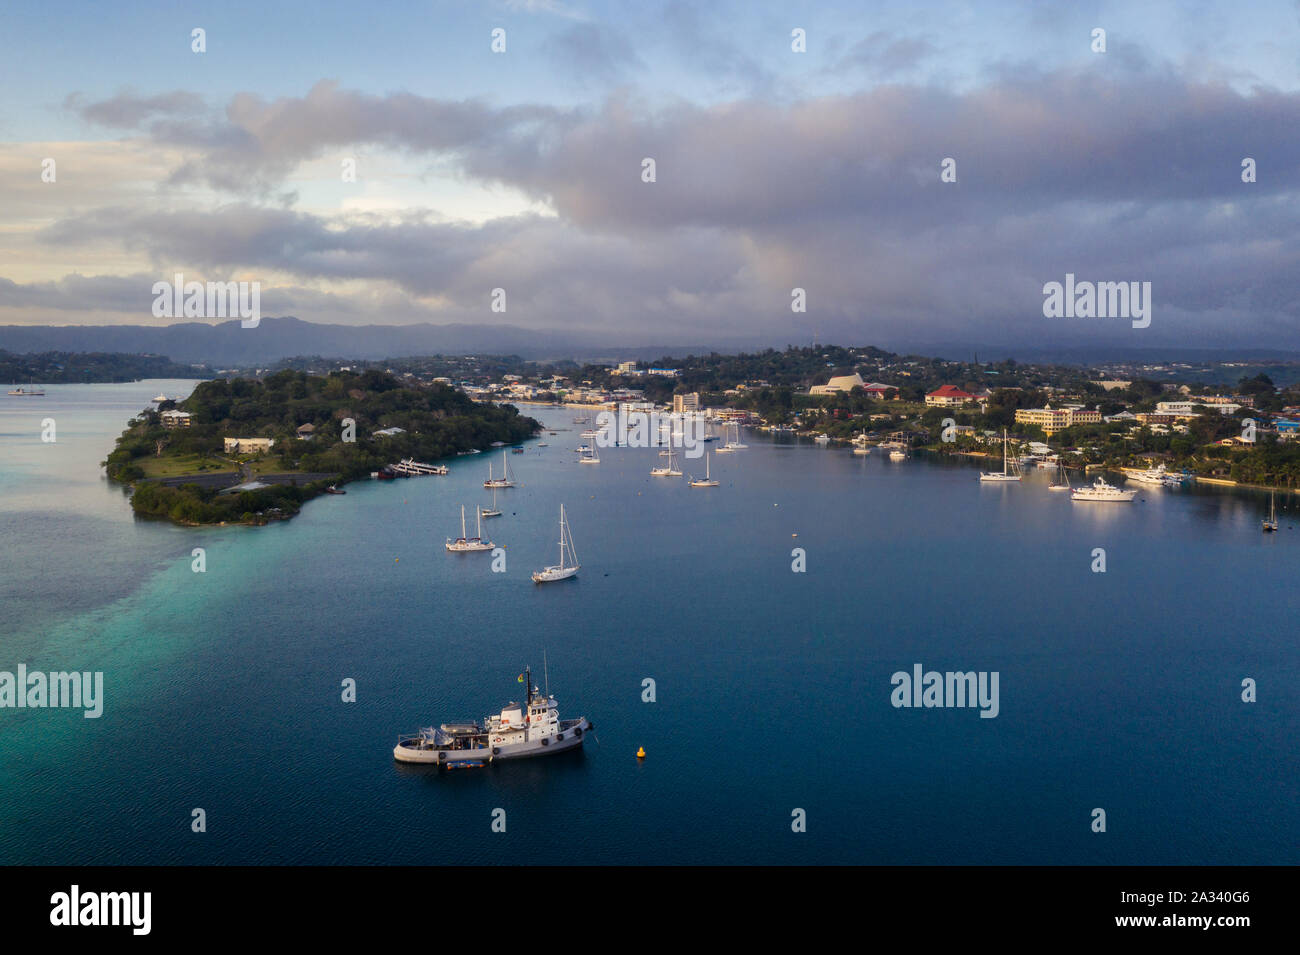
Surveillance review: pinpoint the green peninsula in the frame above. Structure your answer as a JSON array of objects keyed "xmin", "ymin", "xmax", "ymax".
[{"xmin": 103, "ymin": 369, "xmax": 538, "ymax": 525}]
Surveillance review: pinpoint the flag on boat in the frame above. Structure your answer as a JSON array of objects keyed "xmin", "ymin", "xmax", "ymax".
[{"xmin": 517, "ymin": 673, "xmax": 525, "ymax": 683}]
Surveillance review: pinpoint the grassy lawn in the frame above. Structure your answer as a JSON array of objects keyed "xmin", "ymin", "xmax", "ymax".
[{"xmin": 136, "ymin": 453, "xmax": 232, "ymax": 478}]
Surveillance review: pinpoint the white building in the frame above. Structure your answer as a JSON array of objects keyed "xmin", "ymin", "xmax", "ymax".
[{"xmin": 223, "ymin": 437, "xmax": 274, "ymax": 454}]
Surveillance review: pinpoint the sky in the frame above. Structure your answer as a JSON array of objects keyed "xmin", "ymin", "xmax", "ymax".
[{"xmin": 1, "ymin": 0, "xmax": 1299, "ymax": 351}]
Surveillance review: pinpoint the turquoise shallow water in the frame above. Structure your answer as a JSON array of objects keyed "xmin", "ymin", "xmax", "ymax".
[{"xmin": 1, "ymin": 384, "xmax": 1296, "ymax": 864}]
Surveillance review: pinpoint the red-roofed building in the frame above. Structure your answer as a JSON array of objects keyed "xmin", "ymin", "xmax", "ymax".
[{"xmin": 925, "ymin": 385, "xmax": 977, "ymax": 407}]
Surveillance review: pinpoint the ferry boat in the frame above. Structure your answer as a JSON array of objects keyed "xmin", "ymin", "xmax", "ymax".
[
  {"xmin": 446, "ymin": 505, "xmax": 494, "ymax": 552},
  {"xmin": 532, "ymin": 505, "xmax": 579, "ymax": 582},
  {"xmin": 394, "ymin": 667, "xmax": 592, "ymax": 766},
  {"xmin": 1072, "ymin": 477, "xmax": 1137, "ymax": 502},
  {"xmin": 392, "ymin": 458, "xmax": 448, "ymax": 476},
  {"xmin": 8, "ymin": 386, "xmax": 46, "ymax": 397}
]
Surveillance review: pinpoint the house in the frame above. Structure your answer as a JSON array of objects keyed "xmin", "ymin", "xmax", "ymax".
[
  {"xmin": 161, "ymin": 410, "xmax": 192, "ymax": 429},
  {"xmin": 295, "ymin": 423, "xmax": 316, "ymax": 439},
  {"xmin": 925, "ymin": 385, "xmax": 977, "ymax": 407},
  {"xmin": 224, "ymin": 437, "xmax": 275, "ymax": 454}
]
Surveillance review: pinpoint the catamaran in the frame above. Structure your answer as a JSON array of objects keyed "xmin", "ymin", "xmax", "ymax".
[
  {"xmin": 393, "ymin": 666, "xmax": 592, "ymax": 767},
  {"xmin": 446, "ymin": 505, "xmax": 494, "ymax": 552},
  {"xmin": 689, "ymin": 452, "xmax": 720, "ymax": 487},
  {"xmin": 980, "ymin": 429, "xmax": 1021, "ymax": 482},
  {"xmin": 1072, "ymin": 477, "xmax": 1137, "ymax": 502},
  {"xmin": 532, "ymin": 505, "xmax": 580, "ymax": 582},
  {"xmin": 1263, "ymin": 490, "xmax": 1279, "ymax": 532},
  {"xmin": 484, "ymin": 450, "xmax": 516, "ymax": 488}
]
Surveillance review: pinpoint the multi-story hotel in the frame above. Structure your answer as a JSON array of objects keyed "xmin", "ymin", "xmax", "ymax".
[{"xmin": 1013, "ymin": 406, "xmax": 1102, "ymax": 435}]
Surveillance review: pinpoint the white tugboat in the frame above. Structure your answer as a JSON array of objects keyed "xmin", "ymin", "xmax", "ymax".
[{"xmin": 394, "ymin": 667, "xmax": 592, "ymax": 767}]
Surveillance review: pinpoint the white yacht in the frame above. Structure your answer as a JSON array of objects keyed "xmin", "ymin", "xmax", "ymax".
[
  {"xmin": 1127, "ymin": 464, "xmax": 1171, "ymax": 486},
  {"xmin": 1072, "ymin": 477, "xmax": 1137, "ymax": 502},
  {"xmin": 394, "ymin": 667, "xmax": 592, "ymax": 767},
  {"xmin": 446, "ymin": 505, "xmax": 494, "ymax": 552},
  {"xmin": 689, "ymin": 452, "xmax": 720, "ymax": 487},
  {"xmin": 814, "ymin": 433, "xmax": 830, "ymax": 446},
  {"xmin": 532, "ymin": 505, "xmax": 580, "ymax": 582},
  {"xmin": 980, "ymin": 430, "xmax": 1021, "ymax": 482}
]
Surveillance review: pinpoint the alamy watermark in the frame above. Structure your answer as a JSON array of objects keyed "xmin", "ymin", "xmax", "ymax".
[
  {"xmin": 890, "ymin": 663, "xmax": 999, "ymax": 718},
  {"xmin": 593, "ymin": 409, "xmax": 709, "ymax": 458},
  {"xmin": 152, "ymin": 273, "xmax": 261, "ymax": 327},
  {"xmin": 1043, "ymin": 273, "xmax": 1150, "ymax": 329},
  {"xmin": 0, "ymin": 665, "xmax": 103, "ymax": 718}
]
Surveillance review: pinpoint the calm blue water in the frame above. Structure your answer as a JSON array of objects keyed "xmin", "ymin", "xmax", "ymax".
[{"xmin": 1, "ymin": 383, "xmax": 1296, "ymax": 864}]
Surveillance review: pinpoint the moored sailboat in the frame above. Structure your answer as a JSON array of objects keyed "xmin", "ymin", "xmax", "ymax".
[
  {"xmin": 532, "ymin": 505, "xmax": 580, "ymax": 582},
  {"xmin": 980, "ymin": 429, "xmax": 1021, "ymax": 482}
]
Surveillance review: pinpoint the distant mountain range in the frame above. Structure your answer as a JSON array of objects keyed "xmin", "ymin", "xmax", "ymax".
[{"xmin": 1, "ymin": 317, "xmax": 1297, "ymax": 367}]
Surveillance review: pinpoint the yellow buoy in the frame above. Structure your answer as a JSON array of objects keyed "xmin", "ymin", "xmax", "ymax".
[{"xmin": 636, "ymin": 746, "xmax": 646, "ymax": 759}]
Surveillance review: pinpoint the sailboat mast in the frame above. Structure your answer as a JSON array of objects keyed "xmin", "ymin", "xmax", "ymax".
[{"xmin": 461, "ymin": 504, "xmax": 467, "ymax": 539}]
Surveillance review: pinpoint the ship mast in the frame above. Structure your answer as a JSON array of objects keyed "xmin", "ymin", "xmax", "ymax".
[{"xmin": 524, "ymin": 666, "xmax": 532, "ymax": 705}]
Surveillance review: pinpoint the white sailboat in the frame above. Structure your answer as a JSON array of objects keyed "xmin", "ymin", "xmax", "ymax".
[
  {"xmin": 689, "ymin": 451, "xmax": 720, "ymax": 487},
  {"xmin": 579, "ymin": 442, "xmax": 600, "ymax": 464},
  {"xmin": 484, "ymin": 450, "xmax": 516, "ymax": 488},
  {"xmin": 446, "ymin": 505, "xmax": 494, "ymax": 552},
  {"xmin": 532, "ymin": 505, "xmax": 579, "ymax": 583},
  {"xmin": 650, "ymin": 443, "xmax": 682, "ymax": 476},
  {"xmin": 979, "ymin": 429, "xmax": 1021, "ymax": 482},
  {"xmin": 1047, "ymin": 458, "xmax": 1072, "ymax": 491},
  {"xmin": 852, "ymin": 430, "xmax": 870, "ymax": 455},
  {"xmin": 1263, "ymin": 490, "xmax": 1279, "ymax": 532},
  {"xmin": 480, "ymin": 486, "xmax": 502, "ymax": 518}
]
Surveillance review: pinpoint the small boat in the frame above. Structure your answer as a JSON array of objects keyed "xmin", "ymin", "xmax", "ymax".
[
  {"xmin": 374, "ymin": 467, "xmax": 397, "ymax": 481},
  {"xmin": 1072, "ymin": 477, "xmax": 1137, "ymax": 502},
  {"xmin": 394, "ymin": 666, "xmax": 592, "ymax": 766},
  {"xmin": 480, "ymin": 486, "xmax": 502, "ymax": 519},
  {"xmin": 151, "ymin": 393, "xmax": 167, "ymax": 402},
  {"xmin": 1263, "ymin": 490, "xmax": 1279, "ymax": 532},
  {"xmin": 446, "ymin": 505, "xmax": 494, "ymax": 552},
  {"xmin": 323, "ymin": 485, "xmax": 347, "ymax": 495},
  {"xmin": 532, "ymin": 505, "xmax": 579, "ymax": 582},
  {"xmin": 579, "ymin": 443, "xmax": 600, "ymax": 465},
  {"xmin": 574, "ymin": 445, "xmax": 592, "ymax": 453},
  {"xmin": 1047, "ymin": 460, "xmax": 1071, "ymax": 491},
  {"xmin": 8, "ymin": 387, "xmax": 45, "ymax": 397},
  {"xmin": 484, "ymin": 451, "xmax": 516, "ymax": 488},
  {"xmin": 511, "ymin": 446, "xmax": 524, "ymax": 453},
  {"xmin": 814, "ymin": 434, "xmax": 830, "ymax": 446},
  {"xmin": 689, "ymin": 452, "xmax": 720, "ymax": 488},
  {"xmin": 980, "ymin": 430, "xmax": 1020, "ymax": 482},
  {"xmin": 650, "ymin": 445, "xmax": 682, "ymax": 477}
]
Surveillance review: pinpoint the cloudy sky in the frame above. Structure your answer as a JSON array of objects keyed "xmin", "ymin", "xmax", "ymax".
[{"xmin": 2, "ymin": 0, "xmax": 1299, "ymax": 351}]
